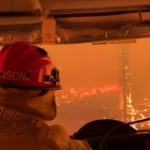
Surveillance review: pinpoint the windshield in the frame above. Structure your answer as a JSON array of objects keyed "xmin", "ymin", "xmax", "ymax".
[{"xmin": 25, "ymin": 39, "xmax": 150, "ymax": 134}]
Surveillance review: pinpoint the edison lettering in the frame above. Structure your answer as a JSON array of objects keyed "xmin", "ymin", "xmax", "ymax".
[{"xmin": 2, "ymin": 71, "xmax": 26, "ymax": 81}]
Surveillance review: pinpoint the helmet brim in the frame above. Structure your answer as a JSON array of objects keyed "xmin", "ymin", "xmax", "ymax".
[{"xmin": 0, "ymin": 84, "xmax": 62, "ymax": 90}]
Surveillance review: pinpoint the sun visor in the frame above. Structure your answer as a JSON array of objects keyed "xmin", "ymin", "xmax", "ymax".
[
  {"xmin": 0, "ymin": 12, "xmax": 150, "ymax": 45},
  {"xmin": 0, "ymin": 0, "xmax": 43, "ymax": 45},
  {"xmin": 54, "ymin": 12, "xmax": 150, "ymax": 44},
  {"xmin": 0, "ymin": 23, "xmax": 42, "ymax": 45},
  {"xmin": 55, "ymin": 21, "xmax": 150, "ymax": 44}
]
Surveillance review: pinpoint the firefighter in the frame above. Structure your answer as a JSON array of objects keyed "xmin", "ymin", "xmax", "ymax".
[{"xmin": 0, "ymin": 42, "xmax": 92, "ymax": 150}]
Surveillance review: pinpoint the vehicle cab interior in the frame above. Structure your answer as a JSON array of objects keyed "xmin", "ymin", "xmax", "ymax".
[{"xmin": 1, "ymin": 0, "xmax": 150, "ymax": 150}]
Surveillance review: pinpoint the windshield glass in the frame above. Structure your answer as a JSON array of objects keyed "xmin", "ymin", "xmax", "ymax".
[{"xmin": 41, "ymin": 39, "xmax": 150, "ymax": 134}]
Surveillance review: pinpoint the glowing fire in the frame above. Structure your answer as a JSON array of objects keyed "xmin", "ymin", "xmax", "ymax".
[
  {"xmin": 122, "ymin": 61, "xmax": 150, "ymax": 129},
  {"xmin": 55, "ymin": 84, "xmax": 150, "ymax": 130},
  {"xmin": 126, "ymin": 93, "xmax": 150, "ymax": 129},
  {"xmin": 55, "ymin": 85, "xmax": 120, "ymax": 105}
]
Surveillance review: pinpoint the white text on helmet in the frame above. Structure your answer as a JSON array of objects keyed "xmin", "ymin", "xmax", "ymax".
[{"xmin": 2, "ymin": 71, "xmax": 26, "ymax": 81}]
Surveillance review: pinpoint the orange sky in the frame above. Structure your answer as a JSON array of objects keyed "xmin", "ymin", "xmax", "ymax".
[{"xmin": 38, "ymin": 39, "xmax": 150, "ymax": 89}]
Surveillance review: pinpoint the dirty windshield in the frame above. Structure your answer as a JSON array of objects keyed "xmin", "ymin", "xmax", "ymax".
[{"xmin": 41, "ymin": 39, "xmax": 150, "ymax": 134}]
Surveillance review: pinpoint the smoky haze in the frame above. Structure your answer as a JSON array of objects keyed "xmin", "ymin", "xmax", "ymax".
[
  {"xmin": 0, "ymin": 39, "xmax": 150, "ymax": 134},
  {"xmin": 40, "ymin": 39, "xmax": 150, "ymax": 134}
]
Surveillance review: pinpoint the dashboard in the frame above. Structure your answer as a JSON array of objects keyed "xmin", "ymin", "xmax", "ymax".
[
  {"xmin": 71, "ymin": 119, "xmax": 150, "ymax": 150},
  {"xmin": 86, "ymin": 132, "xmax": 150, "ymax": 150}
]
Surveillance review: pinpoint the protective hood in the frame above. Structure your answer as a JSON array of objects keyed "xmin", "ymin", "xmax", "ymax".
[{"xmin": 0, "ymin": 88, "xmax": 56, "ymax": 121}]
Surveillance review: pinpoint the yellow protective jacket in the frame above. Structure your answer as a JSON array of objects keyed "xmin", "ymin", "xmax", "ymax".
[{"xmin": 0, "ymin": 88, "xmax": 91, "ymax": 150}]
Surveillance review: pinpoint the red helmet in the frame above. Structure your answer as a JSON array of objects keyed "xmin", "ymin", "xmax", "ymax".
[{"xmin": 0, "ymin": 42, "xmax": 61, "ymax": 90}]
